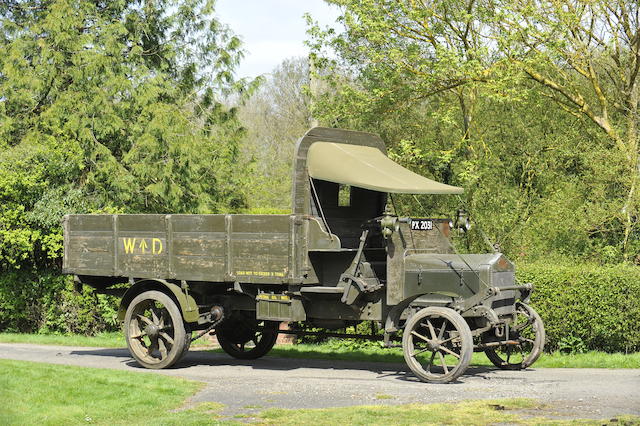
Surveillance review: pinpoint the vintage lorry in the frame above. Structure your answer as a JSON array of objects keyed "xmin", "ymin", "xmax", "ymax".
[{"xmin": 63, "ymin": 127, "xmax": 544, "ymax": 383}]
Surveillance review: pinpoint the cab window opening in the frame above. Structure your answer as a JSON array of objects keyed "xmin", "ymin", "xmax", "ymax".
[{"xmin": 338, "ymin": 184, "xmax": 351, "ymax": 207}]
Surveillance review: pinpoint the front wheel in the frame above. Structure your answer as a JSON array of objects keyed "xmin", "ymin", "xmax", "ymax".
[
  {"xmin": 484, "ymin": 302, "xmax": 545, "ymax": 370},
  {"xmin": 124, "ymin": 290, "xmax": 189, "ymax": 369},
  {"xmin": 402, "ymin": 307, "xmax": 473, "ymax": 383},
  {"xmin": 216, "ymin": 312, "xmax": 279, "ymax": 360}
]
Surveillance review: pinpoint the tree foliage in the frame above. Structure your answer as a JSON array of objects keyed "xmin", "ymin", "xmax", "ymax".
[
  {"xmin": 238, "ymin": 57, "xmax": 313, "ymax": 210},
  {"xmin": 0, "ymin": 0, "xmax": 252, "ymax": 270},
  {"xmin": 307, "ymin": 0, "xmax": 639, "ymax": 263}
]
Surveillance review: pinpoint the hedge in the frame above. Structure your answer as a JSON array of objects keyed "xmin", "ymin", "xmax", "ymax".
[{"xmin": 519, "ymin": 263, "xmax": 640, "ymax": 353}]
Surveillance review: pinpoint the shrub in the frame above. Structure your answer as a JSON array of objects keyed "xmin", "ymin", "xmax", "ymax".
[
  {"xmin": 0, "ymin": 270, "xmax": 119, "ymax": 335},
  {"xmin": 519, "ymin": 263, "xmax": 640, "ymax": 353}
]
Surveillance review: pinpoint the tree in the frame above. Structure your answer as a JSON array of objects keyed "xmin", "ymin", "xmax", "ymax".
[
  {"xmin": 0, "ymin": 0, "xmax": 250, "ymax": 269},
  {"xmin": 308, "ymin": 0, "xmax": 640, "ymax": 262},
  {"xmin": 492, "ymin": 0, "xmax": 640, "ymax": 258},
  {"xmin": 238, "ymin": 57, "xmax": 313, "ymax": 210}
]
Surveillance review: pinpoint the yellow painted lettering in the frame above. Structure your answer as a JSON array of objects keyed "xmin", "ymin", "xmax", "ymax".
[
  {"xmin": 123, "ymin": 238, "xmax": 136, "ymax": 254},
  {"xmin": 152, "ymin": 238, "xmax": 163, "ymax": 254},
  {"xmin": 139, "ymin": 239, "xmax": 148, "ymax": 253}
]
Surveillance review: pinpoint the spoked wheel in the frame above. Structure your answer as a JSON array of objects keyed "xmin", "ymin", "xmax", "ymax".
[
  {"xmin": 216, "ymin": 312, "xmax": 279, "ymax": 360},
  {"xmin": 484, "ymin": 302, "xmax": 545, "ymax": 370},
  {"xmin": 124, "ymin": 290, "xmax": 189, "ymax": 369},
  {"xmin": 402, "ymin": 307, "xmax": 473, "ymax": 383}
]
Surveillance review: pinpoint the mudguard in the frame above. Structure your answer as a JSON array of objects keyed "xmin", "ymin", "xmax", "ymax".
[{"xmin": 117, "ymin": 279, "xmax": 199, "ymax": 323}]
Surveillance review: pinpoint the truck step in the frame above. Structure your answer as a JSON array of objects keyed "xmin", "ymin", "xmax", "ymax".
[{"xmin": 300, "ymin": 286, "xmax": 344, "ymax": 294}]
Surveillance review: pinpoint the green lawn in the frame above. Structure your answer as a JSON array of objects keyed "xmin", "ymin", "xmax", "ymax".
[
  {"xmin": 1, "ymin": 359, "xmax": 635, "ymax": 425},
  {"xmin": 0, "ymin": 359, "xmax": 222, "ymax": 425},
  {"xmin": 2, "ymin": 332, "xmax": 639, "ymax": 368}
]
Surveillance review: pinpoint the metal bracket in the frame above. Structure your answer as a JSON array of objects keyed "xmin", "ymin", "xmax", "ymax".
[{"xmin": 339, "ymin": 274, "xmax": 383, "ymax": 304}]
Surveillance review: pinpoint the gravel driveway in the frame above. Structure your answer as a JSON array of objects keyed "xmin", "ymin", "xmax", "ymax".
[{"xmin": 1, "ymin": 342, "xmax": 638, "ymax": 420}]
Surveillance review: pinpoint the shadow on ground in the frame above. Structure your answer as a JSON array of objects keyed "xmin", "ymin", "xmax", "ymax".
[{"xmin": 68, "ymin": 347, "xmax": 503, "ymax": 384}]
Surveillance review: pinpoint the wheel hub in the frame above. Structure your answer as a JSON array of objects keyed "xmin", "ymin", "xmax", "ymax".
[{"xmin": 145, "ymin": 324, "xmax": 160, "ymax": 338}]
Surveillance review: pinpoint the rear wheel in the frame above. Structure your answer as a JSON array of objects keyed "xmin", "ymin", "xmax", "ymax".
[
  {"xmin": 484, "ymin": 302, "xmax": 545, "ymax": 370},
  {"xmin": 124, "ymin": 290, "xmax": 189, "ymax": 369},
  {"xmin": 216, "ymin": 312, "xmax": 279, "ymax": 360},
  {"xmin": 402, "ymin": 307, "xmax": 473, "ymax": 383}
]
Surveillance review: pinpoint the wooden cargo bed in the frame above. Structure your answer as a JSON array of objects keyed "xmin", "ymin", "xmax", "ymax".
[{"xmin": 63, "ymin": 214, "xmax": 305, "ymax": 284}]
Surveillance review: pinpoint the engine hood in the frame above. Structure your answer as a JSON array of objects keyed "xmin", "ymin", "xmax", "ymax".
[
  {"xmin": 404, "ymin": 253, "xmax": 514, "ymax": 274},
  {"xmin": 401, "ymin": 253, "xmax": 515, "ymax": 301}
]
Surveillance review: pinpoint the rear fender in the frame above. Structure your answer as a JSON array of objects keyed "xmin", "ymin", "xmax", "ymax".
[{"xmin": 117, "ymin": 279, "xmax": 199, "ymax": 323}]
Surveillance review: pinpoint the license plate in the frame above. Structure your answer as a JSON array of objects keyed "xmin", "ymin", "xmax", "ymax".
[{"xmin": 410, "ymin": 219, "xmax": 433, "ymax": 230}]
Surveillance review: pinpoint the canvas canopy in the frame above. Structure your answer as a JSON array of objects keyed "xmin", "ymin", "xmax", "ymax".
[{"xmin": 307, "ymin": 142, "xmax": 463, "ymax": 195}]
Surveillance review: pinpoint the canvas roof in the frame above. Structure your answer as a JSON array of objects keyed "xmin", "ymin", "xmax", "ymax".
[{"xmin": 307, "ymin": 142, "xmax": 463, "ymax": 195}]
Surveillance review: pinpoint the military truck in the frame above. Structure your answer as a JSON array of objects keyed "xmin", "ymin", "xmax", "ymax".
[{"xmin": 63, "ymin": 127, "xmax": 544, "ymax": 383}]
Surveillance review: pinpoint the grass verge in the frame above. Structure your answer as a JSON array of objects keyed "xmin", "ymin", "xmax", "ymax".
[
  {"xmin": 2, "ymin": 332, "xmax": 639, "ymax": 368},
  {"xmin": 0, "ymin": 359, "xmax": 223, "ymax": 425},
  {"xmin": 255, "ymin": 399, "xmax": 636, "ymax": 425},
  {"xmin": 0, "ymin": 331, "xmax": 125, "ymax": 348},
  {"xmin": 0, "ymin": 331, "xmax": 210, "ymax": 348}
]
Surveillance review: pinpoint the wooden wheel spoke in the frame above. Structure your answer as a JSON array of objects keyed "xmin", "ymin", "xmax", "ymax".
[
  {"xmin": 437, "ymin": 320, "xmax": 448, "ymax": 340},
  {"xmin": 439, "ymin": 345, "xmax": 460, "ymax": 359},
  {"xmin": 137, "ymin": 314, "xmax": 153, "ymax": 326},
  {"xmin": 426, "ymin": 319, "xmax": 437, "ymax": 340},
  {"xmin": 411, "ymin": 330, "xmax": 431, "ymax": 343},
  {"xmin": 412, "ymin": 346, "xmax": 433, "ymax": 357},
  {"xmin": 438, "ymin": 335, "xmax": 456, "ymax": 345},
  {"xmin": 147, "ymin": 338, "xmax": 158, "ymax": 356},
  {"xmin": 150, "ymin": 307, "xmax": 160, "ymax": 325},
  {"xmin": 158, "ymin": 312, "xmax": 165, "ymax": 328},
  {"xmin": 158, "ymin": 338, "xmax": 168, "ymax": 359},
  {"xmin": 427, "ymin": 351, "xmax": 436, "ymax": 372},
  {"xmin": 438, "ymin": 352, "xmax": 449, "ymax": 374},
  {"xmin": 159, "ymin": 324, "xmax": 173, "ymax": 331},
  {"xmin": 159, "ymin": 332, "xmax": 174, "ymax": 345}
]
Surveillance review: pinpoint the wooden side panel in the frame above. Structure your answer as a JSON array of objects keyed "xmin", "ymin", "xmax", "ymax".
[
  {"xmin": 230, "ymin": 215, "xmax": 291, "ymax": 284},
  {"xmin": 63, "ymin": 215, "xmax": 115, "ymax": 276},
  {"xmin": 170, "ymin": 215, "xmax": 226, "ymax": 281},
  {"xmin": 115, "ymin": 215, "xmax": 169, "ymax": 279}
]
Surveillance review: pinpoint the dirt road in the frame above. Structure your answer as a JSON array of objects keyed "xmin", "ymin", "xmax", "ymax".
[{"xmin": 1, "ymin": 342, "xmax": 638, "ymax": 420}]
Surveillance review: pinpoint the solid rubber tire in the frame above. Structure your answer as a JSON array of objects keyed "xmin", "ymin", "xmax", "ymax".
[
  {"xmin": 124, "ymin": 290, "xmax": 189, "ymax": 369},
  {"xmin": 485, "ymin": 302, "xmax": 545, "ymax": 370},
  {"xmin": 402, "ymin": 306, "xmax": 473, "ymax": 383}
]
